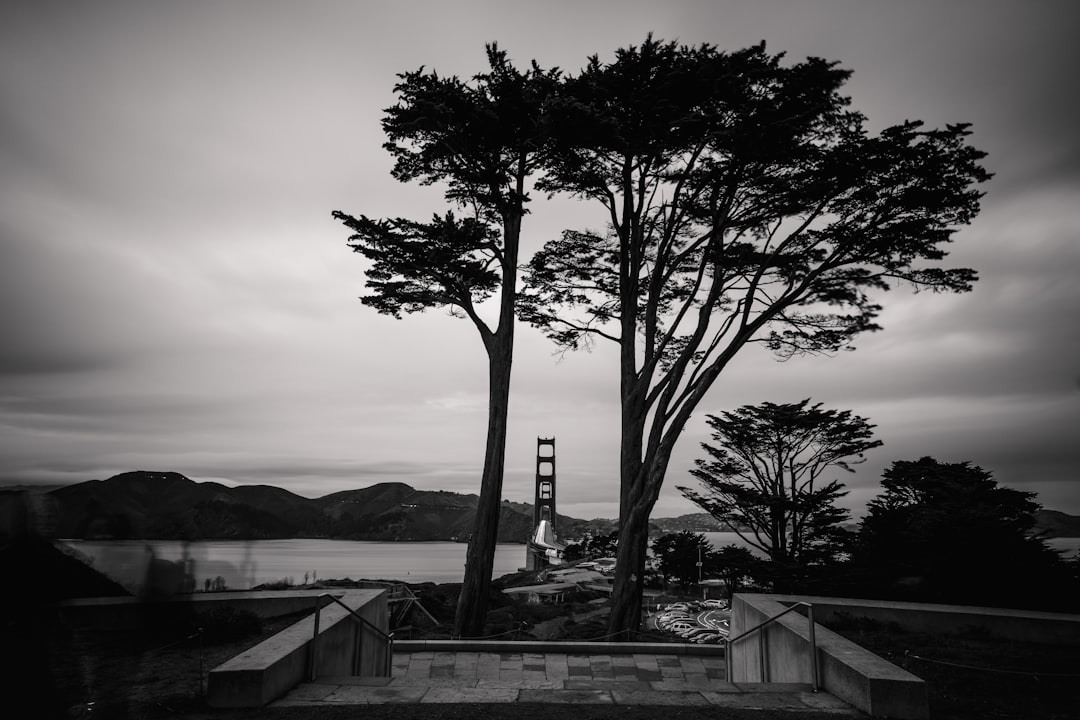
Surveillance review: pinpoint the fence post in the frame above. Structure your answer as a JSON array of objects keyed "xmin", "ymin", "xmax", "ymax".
[{"xmin": 309, "ymin": 595, "xmax": 323, "ymax": 681}]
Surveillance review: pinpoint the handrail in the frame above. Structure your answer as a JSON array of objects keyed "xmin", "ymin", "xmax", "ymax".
[
  {"xmin": 725, "ymin": 601, "xmax": 818, "ymax": 692},
  {"xmin": 308, "ymin": 593, "xmax": 395, "ymax": 681}
]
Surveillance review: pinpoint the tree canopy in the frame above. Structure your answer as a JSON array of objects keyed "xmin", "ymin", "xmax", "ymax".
[
  {"xmin": 333, "ymin": 46, "xmax": 560, "ymax": 637},
  {"xmin": 680, "ymin": 399, "xmax": 880, "ymax": 566},
  {"xmin": 651, "ymin": 531, "xmax": 716, "ymax": 589},
  {"xmin": 853, "ymin": 457, "xmax": 1075, "ymax": 610},
  {"xmin": 519, "ymin": 37, "xmax": 989, "ymax": 634}
]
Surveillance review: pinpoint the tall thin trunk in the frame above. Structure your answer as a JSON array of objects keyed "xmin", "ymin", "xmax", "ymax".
[
  {"xmin": 454, "ymin": 338, "xmax": 513, "ymax": 637},
  {"xmin": 453, "ymin": 210, "xmax": 520, "ymax": 638}
]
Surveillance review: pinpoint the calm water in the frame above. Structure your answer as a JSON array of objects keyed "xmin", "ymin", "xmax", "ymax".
[
  {"xmin": 60, "ymin": 539, "xmax": 530, "ymax": 593},
  {"xmin": 61, "ymin": 532, "xmax": 1078, "ymax": 595}
]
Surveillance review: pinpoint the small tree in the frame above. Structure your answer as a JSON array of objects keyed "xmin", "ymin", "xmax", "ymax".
[
  {"xmin": 713, "ymin": 544, "xmax": 758, "ymax": 598},
  {"xmin": 680, "ymin": 400, "xmax": 880, "ymax": 567},
  {"xmin": 521, "ymin": 37, "xmax": 989, "ymax": 634},
  {"xmin": 651, "ymin": 531, "xmax": 715, "ymax": 589},
  {"xmin": 334, "ymin": 46, "xmax": 560, "ymax": 637},
  {"xmin": 854, "ymin": 457, "xmax": 1075, "ymax": 610}
]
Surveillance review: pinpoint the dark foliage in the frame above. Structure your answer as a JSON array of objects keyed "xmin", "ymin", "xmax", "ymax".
[
  {"xmin": 852, "ymin": 457, "xmax": 1078, "ymax": 611},
  {"xmin": 518, "ymin": 36, "xmax": 989, "ymax": 635},
  {"xmin": 680, "ymin": 399, "xmax": 879, "ymax": 568}
]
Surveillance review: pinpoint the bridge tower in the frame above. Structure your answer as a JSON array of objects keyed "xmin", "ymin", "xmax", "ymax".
[{"xmin": 526, "ymin": 437, "xmax": 560, "ymax": 570}]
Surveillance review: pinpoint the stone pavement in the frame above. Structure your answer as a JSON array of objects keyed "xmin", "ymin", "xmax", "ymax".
[{"xmin": 271, "ymin": 650, "xmax": 862, "ymax": 713}]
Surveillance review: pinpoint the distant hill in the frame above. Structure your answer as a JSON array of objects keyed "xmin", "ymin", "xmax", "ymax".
[
  {"xmin": 47, "ymin": 471, "xmax": 564, "ymax": 543},
  {"xmin": 42, "ymin": 472, "xmax": 1080, "ymax": 542},
  {"xmin": 1034, "ymin": 509, "xmax": 1080, "ymax": 538}
]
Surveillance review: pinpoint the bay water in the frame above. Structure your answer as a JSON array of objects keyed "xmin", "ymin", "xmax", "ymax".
[
  {"xmin": 61, "ymin": 532, "xmax": 1077, "ymax": 595},
  {"xmin": 60, "ymin": 539, "xmax": 530, "ymax": 594}
]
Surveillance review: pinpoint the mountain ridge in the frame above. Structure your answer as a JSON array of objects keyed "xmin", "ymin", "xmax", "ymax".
[{"xmin": 30, "ymin": 471, "xmax": 1080, "ymax": 541}]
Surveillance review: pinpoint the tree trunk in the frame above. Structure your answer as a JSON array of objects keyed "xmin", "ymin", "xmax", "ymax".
[
  {"xmin": 453, "ymin": 210, "xmax": 520, "ymax": 638},
  {"xmin": 606, "ymin": 494, "xmax": 651, "ymax": 637},
  {"xmin": 453, "ymin": 337, "xmax": 513, "ymax": 637}
]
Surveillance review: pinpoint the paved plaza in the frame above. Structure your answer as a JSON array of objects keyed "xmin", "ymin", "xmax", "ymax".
[{"xmin": 271, "ymin": 650, "xmax": 862, "ymax": 712}]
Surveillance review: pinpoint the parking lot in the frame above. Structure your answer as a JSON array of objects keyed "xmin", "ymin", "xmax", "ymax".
[{"xmin": 647, "ymin": 598, "xmax": 731, "ymax": 643}]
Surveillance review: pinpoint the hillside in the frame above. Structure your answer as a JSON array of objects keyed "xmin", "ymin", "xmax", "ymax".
[
  {"xmin": 1034, "ymin": 509, "xmax": 1080, "ymax": 538},
  {"xmin": 42, "ymin": 472, "xmax": 1080, "ymax": 542},
  {"xmin": 48, "ymin": 472, "xmax": 541, "ymax": 542}
]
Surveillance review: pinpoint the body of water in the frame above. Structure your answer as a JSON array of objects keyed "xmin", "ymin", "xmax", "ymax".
[
  {"xmin": 60, "ymin": 539, "xmax": 530, "ymax": 593},
  {"xmin": 61, "ymin": 532, "xmax": 1078, "ymax": 595}
]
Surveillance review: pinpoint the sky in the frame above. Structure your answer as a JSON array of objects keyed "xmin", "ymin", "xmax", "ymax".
[{"xmin": 2, "ymin": 0, "xmax": 1079, "ymax": 521}]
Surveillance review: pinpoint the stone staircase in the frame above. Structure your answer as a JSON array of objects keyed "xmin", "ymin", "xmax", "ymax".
[{"xmin": 270, "ymin": 649, "xmax": 861, "ymax": 713}]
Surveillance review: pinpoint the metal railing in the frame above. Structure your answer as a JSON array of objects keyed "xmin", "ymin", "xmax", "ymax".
[
  {"xmin": 724, "ymin": 601, "xmax": 818, "ymax": 692},
  {"xmin": 308, "ymin": 593, "xmax": 394, "ymax": 681}
]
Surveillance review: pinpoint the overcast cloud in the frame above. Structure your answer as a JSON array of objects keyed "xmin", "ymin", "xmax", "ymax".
[{"xmin": 2, "ymin": 1, "xmax": 1078, "ymax": 519}]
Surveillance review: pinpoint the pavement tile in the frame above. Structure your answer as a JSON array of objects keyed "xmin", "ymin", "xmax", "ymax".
[
  {"xmin": 610, "ymin": 689, "xmax": 711, "ymax": 706},
  {"xmin": 634, "ymin": 670, "xmax": 664, "ymax": 681},
  {"xmin": 268, "ymin": 699, "xmax": 320, "ymax": 707},
  {"xmin": 736, "ymin": 682, "xmax": 814, "ymax": 693},
  {"xmin": 564, "ymin": 679, "xmax": 650, "ymax": 691},
  {"xmin": 421, "ymin": 687, "xmax": 521, "ymax": 703},
  {"xmin": 701, "ymin": 691, "xmax": 807, "ymax": 709},
  {"xmin": 518, "ymin": 688, "xmax": 614, "ymax": 704},
  {"xmin": 430, "ymin": 665, "xmax": 455, "ymax": 678},
  {"xmin": 679, "ymin": 656, "xmax": 707, "ymax": 673},
  {"xmin": 566, "ymin": 654, "xmax": 591, "ymax": 666},
  {"xmin": 389, "ymin": 677, "xmax": 476, "ymax": 688},
  {"xmin": 656, "ymin": 682, "xmax": 743, "ymax": 690},
  {"xmin": 796, "ymin": 691, "xmax": 855, "ymax": 710},
  {"xmin": 523, "ymin": 670, "xmax": 548, "ymax": 681},
  {"xmin": 478, "ymin": 679, "xmax": 563, "ymax": 690},
  {"xmin": 499, "ymin": 669, "xmax": 524, "ymax": 682},
  {"xmin": 324, "ymin": 685, "xmax": 428, "ymax": 703},
  {"xmin": 651, "ymin": 677, "xmax": 729, "ymax": 691},
  {"xmin": 281, "ymin": 683, "xmax": 338, "ymax": 700},
  {"xmin": 567, "ymin": 666, "xmax": 593, "ymax": 676},
  {"xmin": 321, "ymin": 676, "xmax": 392, "ymax": 686}
]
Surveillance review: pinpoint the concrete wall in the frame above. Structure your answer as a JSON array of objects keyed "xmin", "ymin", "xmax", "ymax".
[
  {"xmin": 396, "ymin": 639, "xmax": 726, "ymax": 656},
  {"xmin": 56, "ymin": 589, "xmax": 341, "ymax": 630},
  {"xmin": 206, "ymin": 589, "xmax": 388, "ymax": 708},
  {"xmin": 781, "ymin": 594, "xmax": 1080, "ymax": 646},
  {"xmin": 730, "ymin": 594, "xmax": 929, "ymax": 720}
]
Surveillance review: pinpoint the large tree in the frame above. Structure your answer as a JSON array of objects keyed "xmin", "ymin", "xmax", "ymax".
[
  {"xmin": 679, "ymin": 399, "xmax": 880, "ymax": 567},
  {"xmin": 854, "ymin": 457, "xmax": 1074, "ymax": 610},
  {"xmin": 333, "ymin": 46, "xmax": 559, "ymax": 637},
  {"xmin": 520, "ymin": 37, "xmax": 990, "ymax": 635}
]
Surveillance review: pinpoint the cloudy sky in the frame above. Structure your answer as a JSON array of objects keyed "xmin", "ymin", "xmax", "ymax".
[{"xmin": 3, "ymin": 1, "xmax": 1078, "ymax": 520}]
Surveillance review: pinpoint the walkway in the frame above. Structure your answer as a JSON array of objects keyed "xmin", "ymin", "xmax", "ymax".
[{"xmin": 271, "ymin": 650, "xmax": 862, "ymax": 713}]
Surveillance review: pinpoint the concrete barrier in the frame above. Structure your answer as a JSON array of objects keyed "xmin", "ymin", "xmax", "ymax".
[
  {"xmin": 779, "ymin": 594, "xmax": 1080, "ymax": 646},
  {"xmin": 395, "ymin": 639, "xmax": 725, "ymax": 656},
  {"xmin": 206, "ymin": 589, "xmax": 388, "ymax": 708},
  {"xmin": 730, "ymin": 594, "xmax": 928, "ymax": 719},
  {"xmin": 56, "ymin": 589, "xmax": 346, "ymax": 630}
]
